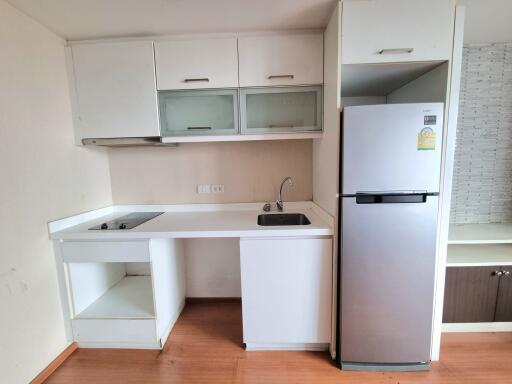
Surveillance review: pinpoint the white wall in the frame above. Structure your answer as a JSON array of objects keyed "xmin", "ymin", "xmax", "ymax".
[
  {"xmin": 450, "ymin": 43, "xmax": 512, "ymax": 224},
  {"xmin": 108, "ymin": 140, "xmax": 313, "ymax": 204},
  {"xmin": 341, "ymin": 96, "xmax": 386, "ymax": 107},
  {"xmin": 387, "ymin": 63, "xmax": 449, "ymax": 104},
  {"xmin": 184, "ymin": 239, "xmax": 241, "ymax": 297},
  {"xmin": 0, "ymin": 1, "xmax": 112, "ymax": 383}
]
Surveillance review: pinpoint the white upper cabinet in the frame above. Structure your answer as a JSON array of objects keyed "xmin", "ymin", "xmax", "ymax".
[
  {"xmin": 71, "ymin": 41, "xmax": 160, "ymax": 139},
  {"xmin": 154, "ymin": 38, "xmax": 238, "ymax": 90},
  {"xmin": 238, "ymin": 33, "xmax": 324, "ymax": 87},
  {"xmin": 341, "ymin": 0, "xmax": 455, "ymax": 64}
]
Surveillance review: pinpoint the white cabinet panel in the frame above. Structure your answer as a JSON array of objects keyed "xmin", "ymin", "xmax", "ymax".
[
  {"xmin": 72, "ymin": 319, "xmax": 158, "ymax": 348},
  {"xmin": 341, "ymin": 0, "xmax": 454, "ymax": 64},
  {"xmin": 71, "ymin": 41, "xmax": 159, "ymax": 139},
  {"xmin": 150, "ymin": 239, "xmax": 186, "ymax": 341},
  {"xmin": 238, "ymin": 34, "xmax": 323, "ymax": 86},
  {"xmin": 155, "ymin": 38, "xmax": 238, "ymax": 90},
  {"xmin": 62, "ymin": 240, "xmax": 150, "ymax": 263},
  {"xmin": 240, "ymin": 238, "xmax": 332, "ymax": 345}
]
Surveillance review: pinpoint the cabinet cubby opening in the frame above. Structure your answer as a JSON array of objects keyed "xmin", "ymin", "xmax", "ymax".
[
  {"xmin": 68, "ymin": 261, "xmax": 155, "ymax": 320},
  {"xmin": 340, "ymin": 61, "xmax": 449, "ymax": 108}
]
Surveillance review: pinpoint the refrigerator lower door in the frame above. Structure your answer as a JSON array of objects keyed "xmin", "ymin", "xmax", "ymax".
[{"xmin": 340, "ymin": 195, "xmax": 438, "ymax": 367}]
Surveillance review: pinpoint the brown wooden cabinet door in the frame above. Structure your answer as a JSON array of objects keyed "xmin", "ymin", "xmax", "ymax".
[
  {"xmin": 443, "ymin": 266, "xmax": 500, "ymax": 323},
  {"xmin": 495, "ymin": 269, "xmax": 512, "ymax": 322}
]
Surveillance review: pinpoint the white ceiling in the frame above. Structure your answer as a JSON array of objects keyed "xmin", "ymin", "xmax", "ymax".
[
  {"xmin": 6, "ymin": 0, "xmax": 512, "ymax": 44},
  {"xmin": 5, "ymin": 0, "xmax": 338, "ymax": 41},
  {"xmin": 459, "ymin": 0, "xmax": 512, "ymax": 44}
]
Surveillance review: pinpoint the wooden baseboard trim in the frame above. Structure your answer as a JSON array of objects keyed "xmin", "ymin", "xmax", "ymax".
[
  {"xmin": 30, "ymin": 342, "xmax": 78, "ymax": 384},
  {"xmin": 186, "ymin": 297, "xmax": 241, "ymax": 303}
]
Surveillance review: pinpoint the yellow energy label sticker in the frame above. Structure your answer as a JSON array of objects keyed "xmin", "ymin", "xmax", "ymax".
[{"xmin": 417, "ymin": 127, "xmax": 436, "ymax": 150}]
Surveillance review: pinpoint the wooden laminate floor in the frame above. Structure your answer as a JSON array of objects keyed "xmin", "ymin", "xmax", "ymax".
[{"xmin": 46, "ymin": 302, "xmax": 512, "ymax": 383}]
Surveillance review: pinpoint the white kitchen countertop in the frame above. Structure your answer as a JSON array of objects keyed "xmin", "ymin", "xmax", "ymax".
[{"xmin": 48, "ymin": 202, "xmax": 333, "ymax": 240}]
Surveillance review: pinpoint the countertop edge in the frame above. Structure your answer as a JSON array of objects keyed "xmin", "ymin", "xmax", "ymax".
[{"xmin": 49, "ymin": 202, "xmax": 334, "ymax": 241}]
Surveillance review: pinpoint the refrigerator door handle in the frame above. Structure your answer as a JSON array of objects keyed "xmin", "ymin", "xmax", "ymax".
[{"xmin": 355, "ymin": 192, "xmax": 437, "ymax": 204}]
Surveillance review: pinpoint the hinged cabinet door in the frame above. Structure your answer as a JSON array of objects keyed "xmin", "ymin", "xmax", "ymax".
[
  {"xmin": 159, "ymin": 89, "xmax": 239, "ymax": 136},
  {"xmin": 71, "ymin": 41, "xmax": 160, "ymax": 139},
  {"xmin": 240, "ymin": 86, "xmax": 322, "ymax": 134},
  {"xmin": 154, "ymin": 38, "xmax": 239, "ymax": 90},
  {"xmin": 238, "ymin": 34, "xmax": 323, "ymax": 87},
  {"xmin": 341, "ymin": 0, "xmax": 454, "ymax": 64},
  {"xmin": 443, "ymin": 266, "xmax": 501, "ymax": 323},
  {"xmin": 240, "ymin": 238, "xmax": 332, "ymax": 344},
  {"xmin": 495, "ymin": 268, "xmax": 512, "ymax": 322}
]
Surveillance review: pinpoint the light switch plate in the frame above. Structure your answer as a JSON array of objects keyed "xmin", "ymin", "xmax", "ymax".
[{"xmin": 197, "ymin": 184, "xmax": 211, "ymax": 194}]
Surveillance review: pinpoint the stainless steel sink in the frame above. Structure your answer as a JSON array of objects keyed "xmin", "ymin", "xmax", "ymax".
[{"xmin": 257, "ymin": 213, "xmax": 311, "ymax": 226}]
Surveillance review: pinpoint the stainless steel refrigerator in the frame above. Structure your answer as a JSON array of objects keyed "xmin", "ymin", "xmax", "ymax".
[{"xmin": 339, "ymin": 103, "xmax": 444, "ymax": 371}]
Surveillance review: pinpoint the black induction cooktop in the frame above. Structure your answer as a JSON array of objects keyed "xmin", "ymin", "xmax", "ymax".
[{"xmin": 88, "ymin": 212, "xmax": 164, "ymax": 230}]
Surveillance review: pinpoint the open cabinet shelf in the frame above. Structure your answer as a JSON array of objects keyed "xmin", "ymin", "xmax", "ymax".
[
  {"xmin": 446, "ymin": 223, "xmax": 512, "ymax": 266},
  {"xmin": 447, "ymin": 244, "xmax": 512, "ymax": 267},
  {"xmin": 75, "ymin": 275, "xmax": 155, "ymax": 319},
  {"xmin": 449, "ymin": 223, "xmax": 512, "ymax": 244},
  {"xmin": 340, "ymin": 61, "xmax": 445, "ymax": 98}
]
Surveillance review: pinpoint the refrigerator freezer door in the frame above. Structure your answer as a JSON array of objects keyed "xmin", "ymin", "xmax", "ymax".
[
  {"xmin": 342, "ymin": 103, "xmax": 443, "ymax": 194},
  {"xmin": 340, "ymin": 196, "xmax": 438, "ymax": 364}
]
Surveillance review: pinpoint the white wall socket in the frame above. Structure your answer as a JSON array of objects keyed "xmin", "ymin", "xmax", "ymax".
[
  {"xmin": 197, "ymin": 184, "xmax": 225, "ymax": 194},
  {"xmin": 211, "ymin": 184, "xmax": 225, "ymax": 193}
]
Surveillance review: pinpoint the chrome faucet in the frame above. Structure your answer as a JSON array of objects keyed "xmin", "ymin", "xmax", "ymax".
[
  {"xmin": 262, "ymin": 177, "xmax": 294, "ymax": 212},
  {"xmin": 276, "ymin": 177, "xmax": 293, "ymax": 212}
]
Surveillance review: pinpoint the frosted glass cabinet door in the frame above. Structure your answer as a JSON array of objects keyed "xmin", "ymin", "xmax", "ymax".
[
  {"xmin": 240, "ymin": 86, "xmax": 322, "ymax": 134},
  {"xmin": 159, "ymin": 89, "xmax": 239, "ymax": 136}
]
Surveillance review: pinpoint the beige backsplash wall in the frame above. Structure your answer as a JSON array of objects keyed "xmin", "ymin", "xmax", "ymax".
[{"xmin": 108, "ymin": 140, "xmax": 313, "ymax": 204}]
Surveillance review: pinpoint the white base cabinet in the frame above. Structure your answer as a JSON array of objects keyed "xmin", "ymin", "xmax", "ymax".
[
  {"xmin": 240, "ymin": 238, "xmax": 332, "ymax": 349},
  {"xmin": 61, "ymin": 239, "xmax": 185, "ymax": 349}
]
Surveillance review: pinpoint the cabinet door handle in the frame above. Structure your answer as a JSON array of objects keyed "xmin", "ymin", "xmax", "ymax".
[
  {"xmin": 492, "ymin": 271, "xmax": 503, "ymax": 276},
  {"xmin": 187, "ymin": 126, "xmax": 212, "ymax": 130},
  {"xmin": 184, "ymin": 78, "xmax": 210, "ymax": 83},
  {"xmin": 377, "ymin": 48, "xmax": 414, "ymax": 55},
  {"xmin": 268, "ymin": 74, "xmax": 294, "ymax": 80},
  {"xmin": 269, "ymin": 124, "xmax": 294, "ymax": 128}
]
